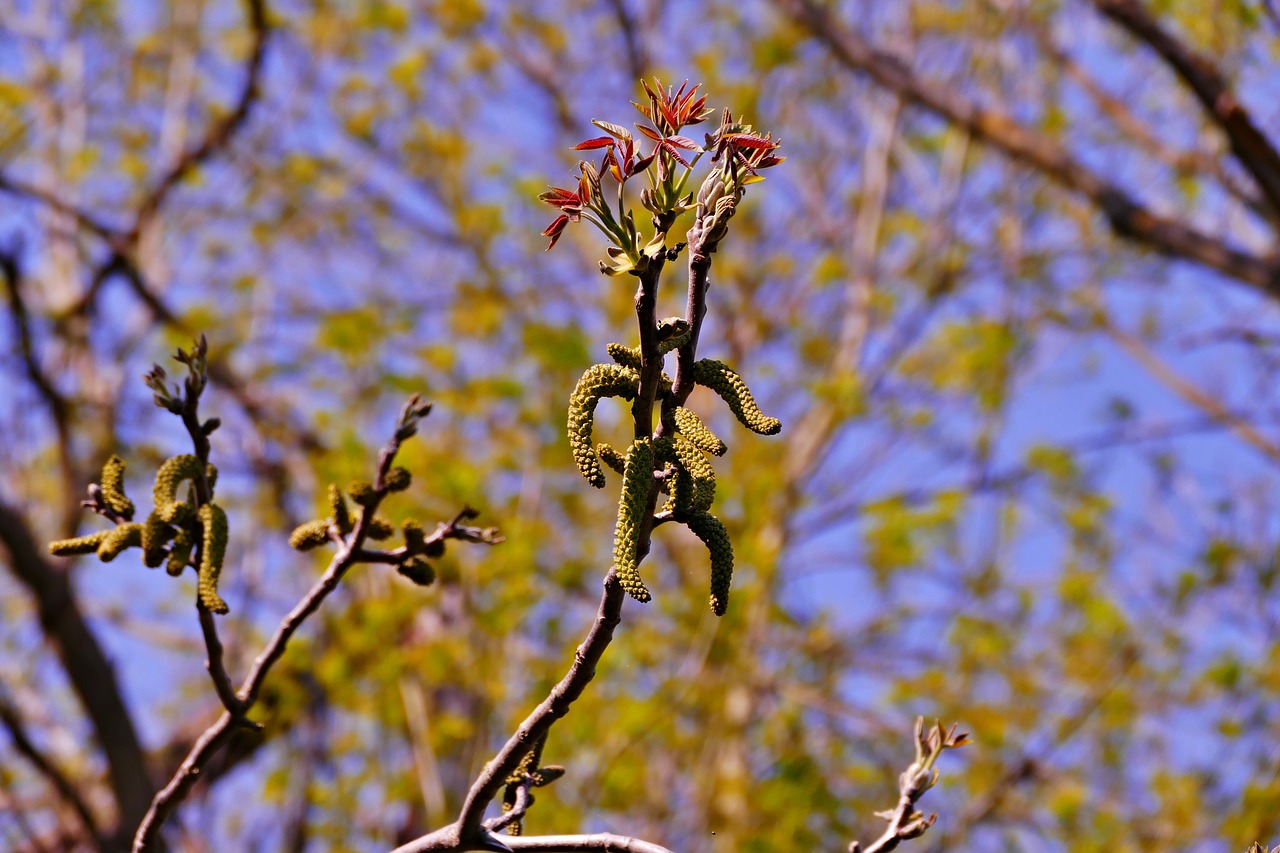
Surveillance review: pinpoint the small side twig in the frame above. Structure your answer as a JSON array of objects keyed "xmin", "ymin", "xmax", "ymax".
[
  {"xmin": 849, "ymin": 718, "xmax": 969, "ymax": 853},
  {"xmin": 0, "ymin": 690, "xmax": 103, "ymax": 849},
  {"xmin": 131, "ymin": 396, "xmax": 435, "ymax": 852}
]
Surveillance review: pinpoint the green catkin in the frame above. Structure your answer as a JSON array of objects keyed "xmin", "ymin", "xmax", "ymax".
[
  {"xmin": 596, "ymin": 443, "xmax": 627, "ymax": 475},
  {"xmin": 397, "ymin": 556, "xmax": 436, "ymax": 586},
  {"xmin": 142, "ymin": 510, "xmax": 175, "ymax": 568},
  {"xmin": 605, "ymin": 343, "xmax": 674, "ymax": 394},
  {"xmin": 567, "ymin": 363, "xmax": 639, "ymax": 488},
  {"xmin": 606, "ymin": 342, "xmax": 642, "ymax": 371},
  {"xmin": 684, "ymin": 511, "xmax": 735, "ymax": 616},
  {"xmin": 366, "ymin": 516, "xmax": 395, "ymax": 540},
  {"xmin": 152, "ymin": 455, "xmax": 207, "ymax": 523},
  {"xmin": 672, "ymin": 435, "xmax": 716, "ymax": 512},
  {"xmin": 383, "ymin": 466, "xmax": 412, "ymax": 492},
  {"xmin": 673, "ymin": 407, "xmax": 727, "ymax": 456},
  {"xmin": 167, "ymin": 523, "xmax": 195, "ymax": 576},
  {"xmin": 97, "ymin": 523, "xmax": 143, "ymax": 562},
  {"xmin": 348, "ymin": 480, "xmax": 376, "ymax": 507},
  {"xmin": 99, "ymin": 455, "xmax": 135, "ymax": 519},
  {"xmin": 289, "ymin": 519, "xmax": 331, "ymax": 551},
  {"xmin": 612, "ymin": 438, "xmax": 654, "ymax": 602},
  {"xmin": 328, "ymin": 484, "xmax": 353, "ymax": 535},
  {"xmin": 49, "ymin": 530, "xmax": 110, "ymax": 556},
  {"xmin": 402, "ymin": 520, "xmax": 427, "ymax": 553},
  {"xmin": 198, "ymin": 504, "xmax": 229, "ymax": 614},
  {"xmin": 652, "ymin": 439, "xmax": 693, "ymax": 515},
  {"xmin": 690, "ymin": 359, "xmax": 782, "ymax": 435}
]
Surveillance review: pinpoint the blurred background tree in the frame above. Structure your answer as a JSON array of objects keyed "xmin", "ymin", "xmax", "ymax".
[{"xmin": 2, "ymin": 0, "xmax": 1280, "ymax": 850}]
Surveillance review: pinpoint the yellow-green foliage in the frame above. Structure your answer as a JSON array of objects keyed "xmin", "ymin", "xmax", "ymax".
[
  {"xmin": 672, "ymin": 434, "xmax": 715, "ymax": 513},
  {"xmin": 99, "ymin": 455, "xmax": 135, "ymax": 519},
  {"xmin": 691, "ymin": 358, "xmax": 781, "ymax": 435},
  {"xmin": 198, "ymin": 504, "xmax": 229, "ymax": 614},
  {"xmin": 328, "ymin": 483, "xmax": 353, "ymax": 535},
  {"xmin": 673, "ymin": 406, "xmax": 726, "ymax": 456},
  {"xmin": 612, "ymin": 438, "xmax": 654, "ymax": 602},
  {"xmin": 567, "ymin": 363, "xmax": 639, "ymax": 488},
  {"xmin": 49, "ymin": 530, "xmax": 109, "ymax": 556},
  {"xmin": 683, "ymin": 511, "xmax": 734, "ymax": 616},
  {"xmin": 289, "ymin": 519, "xmax": 331, "ymax": 551},
  {"xmin": 97, "ymin": 523, "xmax": 142, "ymax": 562}
]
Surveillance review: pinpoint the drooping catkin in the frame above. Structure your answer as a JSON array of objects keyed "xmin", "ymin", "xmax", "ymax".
[
  {"xmin": 684, "ymin": 511, "xmax": 734, "ymax": 616},
  {"xmin": 142, "ymin": 510, "xmax": 175, "ymax": 568},
  {"xmin": 328, "ymin": 483, "xmax": 353, "ymax": 535},
  {"xmin": 397, "ymin": 556, "xmax": 436, "ymax": 586},
  {"xmin": 690, "ymin": 359, "xmax": 781, "ymax": 435},
  {"xmin": 49, "ymin": 530, "xmax": 110, "ymax": 556},
  {"xmin": 596, "ymin": 443, "xmax": 627, "ymax": 475},
  {"xmin": 673, "ymin": 406, "xmax": 726, "ymax": 456},
  {"xmin": 672, "ymin": 435, "xmax": 716, "ymax": 513},
  {"xmin": 97, "ymin": 523, "xmax": 143, "ymax": 562},
  {"xmin": 198, "ymin": 504, "xmax": 229, "ymax": 614},
  {"xmin": 289, "ymin": 520, "xmax": 331, "ymax": 551},
  {"xmin": 99, "ymin": 455, "xmax": 135, "ymax": 519},
  {"xmin": 383, "ymin": 466, "xmax": 412, "ymax": 493},
  {"xmin": 567, "ymin": 363, "xmax": 639, "ymax": 488},
  {"xmin": 612, "ymin": 438, "xmax": 654, "ymax": 602},
  {"xmin": 167, "ymin": 523, "xmax": 196, "ymax": 576},
  {"xmin": 152, "ymin": 454, "xmax": 211, "ymax": 523}
]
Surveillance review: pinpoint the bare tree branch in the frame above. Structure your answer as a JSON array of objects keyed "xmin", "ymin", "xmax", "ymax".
[
  {"xmin": 1092, "ymin": 0, "xmax": 1280, "ymax": 220},
  {"xmin": 128, "ymin": 0, "xmax": 270, "ymax": 239},
  {"xmin": 0, "ymin": 501, "xmax": 154, "ymax": 843},
  {"xmin": 132, "ymin": 396, "xmax": 458, "ymax": 851},
  {"xmin": 770, "ymin": 0, "xmax": 1280, "ymax": 295},
  {"xmin": 0, "ymin": 690, "xmax": 103, "ymax": 849}
]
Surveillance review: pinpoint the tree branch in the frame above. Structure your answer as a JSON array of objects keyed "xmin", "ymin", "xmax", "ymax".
[
  {"xmin": 128, "ymin": 0, "xmax": 270, "ymax": 239},
  {"xmin": 0, "ymin": 691, "xmax": 103, "ymax": 849},
  {"xmin": 0, "ymin": 502, "xmax": 154, "ymax": 843},
  {"xmin": 1093, "ymin": 0, "xmax": 1280, "ymax": 220},
  {"xmin": 501, "ymin": 835, "xmax": 676, "ymax": 853},
  {"xmin": 770, "ymin": 0, "xmax": 1280, "ymax": 295},
  {"xmin": 131, "ymin": 398, "xmax": 430, "ymax": 851}
]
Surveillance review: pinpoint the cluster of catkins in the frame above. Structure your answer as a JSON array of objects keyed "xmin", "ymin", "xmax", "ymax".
[
  {"xmin": 567, "ymin": 317, "xmax": 781, "ymax": 615},
  {"xmin": 286, "ymin": 468, "xmax": 440, "ymax": 586},
  {"xmin": 49, "ymin": 455, "xmax": 230, "ymax": 614}
]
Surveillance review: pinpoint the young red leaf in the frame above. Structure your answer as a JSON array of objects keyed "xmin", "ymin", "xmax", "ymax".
[
  {"xmin": 636, "ymin": 123, "xmax": 663, "ymax": 142},
  {"xmin": 591, "ymin": 119, "xmax": 632, "ymax": 141},
  {"xmin": 573, "ymin": 136, "xmax": 616, "ymax": 150},
  {"xmin": 664, "ymin": 134, "xmax": 703, "ymax": 152}
]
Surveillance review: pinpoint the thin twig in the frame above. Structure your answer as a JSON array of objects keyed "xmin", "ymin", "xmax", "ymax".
[
  {"xmin": 0, "ymin": 692, "xmax": 103, "ymax": 849},
  {"xmin": 770, "ymin": 0, "xmax": 1280, "ymax": 295},
  {"xmin": 132, "ymin": 402, "xmax": 426, "ymax": 852},
  {"xmin": 128, "ymin": 0, "xmax": 270, "ymax": 238},
  {"xmin": 501, "ymin": 835, "xmax": 676, "ymax": 853}
]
